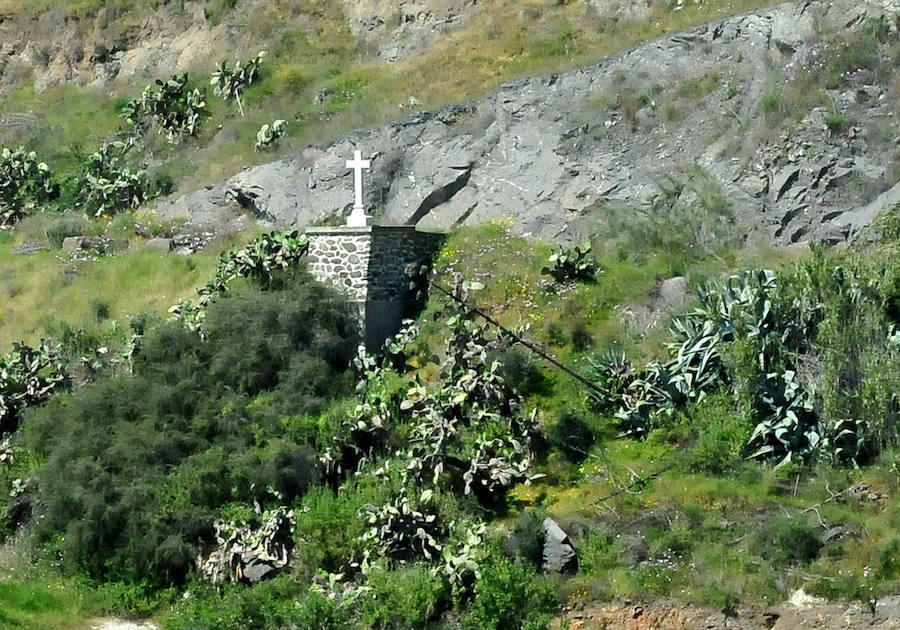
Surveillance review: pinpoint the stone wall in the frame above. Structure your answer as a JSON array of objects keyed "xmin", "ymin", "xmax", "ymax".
[
  {"xmin": 306, "ymin": 229, "xmax": 372, "ymax": 302},
  {"xmin": 367, "ymin": 228, "xmax": 444, "ymax": 301},
  {"xmin": 306, "ymin": 226, "xmax": 443, "ymax": 348}
]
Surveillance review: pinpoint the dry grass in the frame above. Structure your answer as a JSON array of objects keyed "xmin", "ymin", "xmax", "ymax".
[{"xmin": 1, "ymin": 0, "xmax": 783, "ymax": 190}]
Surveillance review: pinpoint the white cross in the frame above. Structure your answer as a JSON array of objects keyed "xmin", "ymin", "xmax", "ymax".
[{"xmin": 346, "ymin": 149, "xmax": 371, "ymax": 227}]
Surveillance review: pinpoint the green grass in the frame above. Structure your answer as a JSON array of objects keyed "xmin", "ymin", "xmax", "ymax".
[
  {"xmin": 0, "ymin": 578, "xmax": 93, "ymax": 630},
  {"xmin": 0, "ymin": 84, "xmax": 121, "ymax": 174},
  {"xmin": 0, "ymin": 227, "xmax": 229, "ymax": 349}
]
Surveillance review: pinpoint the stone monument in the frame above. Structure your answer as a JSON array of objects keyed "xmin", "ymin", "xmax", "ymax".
[{"xmin": 306, "ymin": 149, "xmax": 443, "ymax": 349}]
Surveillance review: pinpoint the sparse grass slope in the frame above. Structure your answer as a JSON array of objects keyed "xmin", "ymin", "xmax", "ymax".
[{"xmin": 0, "ymin": 0, "xmax": 784, "ymax": 190}]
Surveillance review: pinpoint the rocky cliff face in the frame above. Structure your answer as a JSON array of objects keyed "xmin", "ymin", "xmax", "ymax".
[
  {"xmin": 342, "ymin": 0, "xmax": 479, "ymax": 61},
  {"xmin": 0, "ymin": 3, "xmax": 227, "ymax": 90},
  {"xmin": 155, "ymin": 0, "xmax": 899, "ymax": 246},
  {"xmin": 0, "ymin": 0, "xmax": 477, "ymax": 90}
]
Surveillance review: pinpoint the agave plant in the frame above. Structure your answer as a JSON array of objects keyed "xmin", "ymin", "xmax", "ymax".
[
  {"xmin": 541, "ymin": 241, "xmax": 599, "ymax": 283},
  {"xmin": 829, "ymin": 417, "xmax": 867, "ymax": 466},
  {"xmin": 585, "ymin": 350, "xmax": 635, "ymax": 413},
  {"xmin": 210, "ymin": 51, "xmax": 266, "ymax": 117},
  {"xmin": 586, "ymin": 269, "xmax": 834, "ymax": 464},
  {"xmin": 747, "ymin": 370, "xmax": 822, "ymax": 468}
]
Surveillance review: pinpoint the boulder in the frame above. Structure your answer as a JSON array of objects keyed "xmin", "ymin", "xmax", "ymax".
[
  {"xmin": 541, "ymin": 518, "xmax": 578, "ymax": 574},
  {"xmin": 241, "ymin": 554, "xmax": 278, "ymax": 583},
  {"xmin": 144, "ymin": 237, "xmax": 174, "ymax": 252},
  {"xmin": 103, "ymin": 238, "xmax": 130, "ymax": 253},
  {"xmin": 772, "ymin": 166, "xmax": 800, "ymax": 202},
  {"xmin": 62, "ymin": 236, "xmax": 87, "ymax": 252},
  {"xmin": 11, "ymin": 240, "xmax": 50, "ymax": 254}
]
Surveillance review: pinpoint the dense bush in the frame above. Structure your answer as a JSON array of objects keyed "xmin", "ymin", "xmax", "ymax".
[
  {"xmin": 593, "ymin": 166, "xmax": 737, "ymax": 263},
  {"xmin": 460, "ymin": 548, "xmax": 558, "ymax": 630},
  {"xmin": 169, "ymin": 230, "xmax": 310, "ymax": 334},
  {"xmin": 164, "ymin": 578, "xmax": 351, "ymax": 630},
  {"xmin": 43, "ymin": 213, "xmax": 93, "ymax": 248},
  {"xmin": 682, "ymin": 391, "xmax": 750, "ymax": 473},
  {"xmin": 22, "ymin": 271, "xmax": 357, "ymax": 586},
  {"xmin": 754, "ymin": 517, "xmax": 822, "ymax": 566},
  {"xmin": 504, "ymin": 509, "xmax": 547, "ymax": 569},
  {"xmin": 358, "ymin": 565, "xmax": 450, "ymax": 628},
  {"xmin": 548, "ymin": 411, "xmax": 595, "ymax": 462}
]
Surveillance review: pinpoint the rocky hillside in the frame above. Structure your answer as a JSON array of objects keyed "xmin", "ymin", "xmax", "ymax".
[
  {"xmin": 0, "ymin": 0, "xmax": 480, "ymax": 90},
  {"xmin": 1, "ymin": 0, "xmax": 896, "ymax": 249},
  {"xmin": 156, "ymin": 0, "xmax": 899, "ymax": 246}
]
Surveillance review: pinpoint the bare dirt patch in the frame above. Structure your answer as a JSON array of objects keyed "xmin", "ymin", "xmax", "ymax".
[{"xmin": 560, "ymin": 595, "xmax": 900, "ymax": 629}]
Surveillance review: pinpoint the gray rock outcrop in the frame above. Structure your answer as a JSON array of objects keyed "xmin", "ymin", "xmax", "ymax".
[
  {"xmin": 542, "ymin": 517, "xmax": 578, "ymax": 574},
  {"xmin": 154, "ymin": 0, "xmax": 899, "ymax": 247}
]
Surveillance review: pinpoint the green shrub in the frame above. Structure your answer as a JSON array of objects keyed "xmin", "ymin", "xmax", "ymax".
[
  {"xmin": 578, "ymin": 531, "xmax": 618, "ymax": 576},
  {"xmin": 873, "ymin": 537, "xmax": 900, "ymax": 581},
  {"xmin": 461, "ymin": 549, "xmax": 558, "ymax": 630},
  {"xmin": 285, "ymin": 591, "xmax": 353, "ymax": 630},
  {"xmin": 274, "ymin": 64, "xmax": 312, "ymax": 94},
  {"xmin": 592, "ymin": 165, "xmax": 736, "ymax": 262},
  {"xmin": 684, "ymin": 392, "xmax": 750, "ymax": 473},
  {"xmin": 359, "ymin": 565, "xmax": 450, "ymax": 628},
  {"xmin": 22, "ymin": 272, "xmax": 356, "ymax": 587},
  {"xmin": 761, "ymin": 93, "xmax": 779, "ymax": 115},
  {"xmin": 548, "ymin": 411, "xmax": 595, "ymax": 462},
  {"xmin": 292, "ymin": 483, "xmax": 390, "ymax": 578},
  {"xmin": 807, "ymin": 570, "xmax": 868, "ymax": 602},
  {"xmin": 825, "ymin": 114, "xmax": 848, "ymax": 135},
  {"xmin": 44, "ymin": 214, "xmax": 91, "ymax": 248},
  {"xmin": 495, "ymin": 347, "xmax": 548, "ymax": 398},
  {"xmin": 164, "ymin": 578, "xmax": 351, "ymax": 630},
  {"xmin": 755, "ymin": 518, "xmax": 822, "ymax": 566},
  {"xmin": 90, "ymin": 298, "xmax": 110, "ymax": 322},
  {"xmin": 504, "ymin": 509, "xmax": 547, "ymax": 569},
  {"xmin": 647, "ymin": 523, "xmax": 692, "ymax": 557}
]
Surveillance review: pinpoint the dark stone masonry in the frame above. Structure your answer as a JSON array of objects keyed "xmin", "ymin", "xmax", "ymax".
[{"xmin": 306, "ymin": 226, "xmax": 444, "ymax": 349}]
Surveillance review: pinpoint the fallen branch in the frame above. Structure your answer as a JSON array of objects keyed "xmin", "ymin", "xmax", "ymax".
[
  {"xmin": 591, "ymin": 462, "xmax": 676, "ymax": 505},
  {"xmin": 430, "ymin": 280, "xmax": 610, "ymax": 398},
  {"xmin": 801, "ymin": 482, "xmax": 866, "ymax": 515}
]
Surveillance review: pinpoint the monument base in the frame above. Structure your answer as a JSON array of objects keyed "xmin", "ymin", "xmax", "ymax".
[
  {"xmin": 305, "ymin": 226, "xmax": 445, "ymax": 349},
  {"xmin": 346, "ymin": 211, "xmax": 374, "ymax": 228}
]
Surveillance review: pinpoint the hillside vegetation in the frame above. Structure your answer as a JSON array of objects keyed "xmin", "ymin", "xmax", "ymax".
[
  {"xmin": 0, "ymin": 0, "xmax": 786, "ymax": 192},
  {"xmin": 0, "ymin": 1, "xmax": 899, "ymax": 629},
  {"xmin": 0, "ymin": 207, "xmax": 898, "ymax": 628}
]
